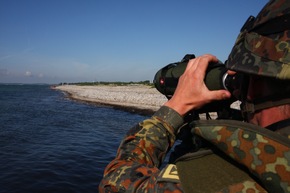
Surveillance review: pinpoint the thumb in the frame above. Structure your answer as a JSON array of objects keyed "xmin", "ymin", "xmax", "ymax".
[{"xmin": 208, "ymin": 90, "xmax": 231, "ymax": 101}]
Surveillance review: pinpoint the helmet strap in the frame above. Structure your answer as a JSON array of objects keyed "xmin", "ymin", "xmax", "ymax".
[{"xmin": 241, "ymin": 93, "xmax": 290, "ymax": 119}]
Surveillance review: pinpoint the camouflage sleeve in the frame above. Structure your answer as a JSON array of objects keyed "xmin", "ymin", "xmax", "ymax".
[
  {"xmin": 99, "ymin": 106, "xmax": 184, "ymax": 193},
  {"xmin": 191, "ymin": 120, "xmax": 290, "ymax": 193}
]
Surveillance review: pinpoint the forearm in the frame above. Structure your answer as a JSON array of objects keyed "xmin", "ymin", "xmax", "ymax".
[{"xmin": 99, "ymin": 106, "xmax": 184, "ymax": 192}]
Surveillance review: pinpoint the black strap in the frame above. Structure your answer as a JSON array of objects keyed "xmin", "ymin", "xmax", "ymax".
[{"xmin": 266, "ymin": 118, "xmax": 290, "ymax": 132}]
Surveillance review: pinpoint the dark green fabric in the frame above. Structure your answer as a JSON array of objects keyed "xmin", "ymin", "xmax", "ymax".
[
  {"xmin": 176, "ymin": 150, "xmax": 253, "ymax": 193},
  {"xmin": 153, "ymin": 106, "xmax": 184, "ymax": 134}
]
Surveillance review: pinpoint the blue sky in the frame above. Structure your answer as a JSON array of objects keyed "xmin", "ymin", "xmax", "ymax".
[{"xmin": 0, "ymin": 0, "xmax": 268, "ymax": 84}]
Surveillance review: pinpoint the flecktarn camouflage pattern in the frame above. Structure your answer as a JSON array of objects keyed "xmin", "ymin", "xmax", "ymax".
[
  {"xmin": 99, "ymin": 106, "xmax": 184, "ymax": 192},
  {"xmin": 99, "ymin": 106, "xmax": 290, "ymax": 192},
  {"xmin": 191, "ymin": 119, "xmax": 290, "ymax": 193},
  {"xmin": 226, "ymin": 0, "xmax": 290, "ymax": 80}
]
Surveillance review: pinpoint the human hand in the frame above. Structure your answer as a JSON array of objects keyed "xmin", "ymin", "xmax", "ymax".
[{"xmin": 164, "ymin": 54, "xmax": 231, "ymax": 116}]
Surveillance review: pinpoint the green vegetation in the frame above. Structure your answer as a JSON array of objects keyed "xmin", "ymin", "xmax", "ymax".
[{"xmin": 59, "ymin": 80, "xmax": 154, "ymax": 87}]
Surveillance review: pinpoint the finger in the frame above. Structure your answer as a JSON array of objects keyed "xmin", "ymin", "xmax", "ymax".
[
  {"xmin": 227, "ymin": 70, "xmax": 236, "ymax": 75},
  {"xmin": 184, "ymin": 58, "xmax": 197, "ymax": 72},
  {"xmin": 184, "ymin": 54, "xmax": 212, "ymax": 72},
  {"xmin": 207, "ymin": 90, "xmax": 231, "ymax": 101},
  {"xmin": 194, "ymin": 55, "xmax": 218, "ymax": 75},
  {"xmin": 186, "ymin": 54, "xmax": 218, "ymax": 74}
]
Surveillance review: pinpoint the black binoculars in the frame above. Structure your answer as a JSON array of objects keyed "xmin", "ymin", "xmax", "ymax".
[{"xmin": 153, "ymin": 54, "xmax": 242, "ymax": 119}]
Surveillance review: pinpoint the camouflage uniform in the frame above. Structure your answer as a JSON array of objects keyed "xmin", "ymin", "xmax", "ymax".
[
  {"xmin": 100, "ymin": 0, "xmax": 290, "ymax": 192},
  {"xmin": 99, "ymin": 106, "xmax": 184, "ymax": 192},
  {"xmin": 99, "ymin": 106, "xmax": 290, "ymax": 192}
]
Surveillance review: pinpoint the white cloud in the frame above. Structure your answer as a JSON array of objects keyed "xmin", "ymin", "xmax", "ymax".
[{"xmin": 25, "ymin": 71, "xmax": 32, "ymax": 77}]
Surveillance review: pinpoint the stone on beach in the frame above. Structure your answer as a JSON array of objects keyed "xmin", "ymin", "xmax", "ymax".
[
  {"xmin": 55, "ymin": 84, "xmax": 168, "ymax": 115},
  {"xmin": 54, "ymin": 84, "xmax": 240, "ymax": 117}
]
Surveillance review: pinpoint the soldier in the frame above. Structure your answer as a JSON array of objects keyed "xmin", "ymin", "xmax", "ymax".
[{"xmin": 99, "ymin": 0, "xmax": 290, "ymax": 192}]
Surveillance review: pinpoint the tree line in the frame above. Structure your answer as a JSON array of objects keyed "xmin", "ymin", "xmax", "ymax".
[{"xmin": 59, "ymin": 80, "xmax": 153, "ymax": 86}]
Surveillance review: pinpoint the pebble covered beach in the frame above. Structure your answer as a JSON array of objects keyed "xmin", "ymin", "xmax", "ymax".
[
  {"xmin": 54, "ymin": 84, "xmax": 240, "ymax": 117},
  {"xmin": 54, "ymin": 84, "xmax": 168, "ymax": 115}
]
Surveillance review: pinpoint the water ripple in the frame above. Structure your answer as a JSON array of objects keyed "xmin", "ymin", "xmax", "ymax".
[{"xmin": 0, "ymin": 85, "xmax": 147, "ymax": 193}]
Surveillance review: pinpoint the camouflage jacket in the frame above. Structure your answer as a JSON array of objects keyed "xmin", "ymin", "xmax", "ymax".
[{"xmin": 99, "ymin": 106, "xmax": 290, "ymax": 193}]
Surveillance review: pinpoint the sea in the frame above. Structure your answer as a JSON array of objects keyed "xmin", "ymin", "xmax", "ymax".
[{"xmin": 0, "ymin": 84, "xmax": 149, "ymax": 193}]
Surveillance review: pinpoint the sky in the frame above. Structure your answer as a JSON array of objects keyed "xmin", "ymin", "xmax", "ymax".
[{"xmin": 0, "ymin": 0, "xmax": 269, "ymax": 84}]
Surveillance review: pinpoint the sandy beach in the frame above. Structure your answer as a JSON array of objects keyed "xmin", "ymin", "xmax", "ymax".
[{"xmin": 54, "ymin": 84, "xmax": 168, "ymax": 115}]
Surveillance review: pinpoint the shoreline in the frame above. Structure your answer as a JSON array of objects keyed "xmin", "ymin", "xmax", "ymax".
[
  {"xmin": 53, "ymin": 85, "xmax": 240, "ymax": 118},
  {"xmin": 53, "ymin": 85, "xmax": 168, "ymax": 116}
]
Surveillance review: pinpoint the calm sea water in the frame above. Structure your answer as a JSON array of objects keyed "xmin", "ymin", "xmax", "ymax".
[{"xmin": 0, "ymin": 84, "xmax": 148, "ymax": 193}]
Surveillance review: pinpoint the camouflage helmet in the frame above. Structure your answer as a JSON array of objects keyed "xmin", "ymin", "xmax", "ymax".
[{"xmin": 226, "ymin": 0, "xmax": 290, "ymax": 80}]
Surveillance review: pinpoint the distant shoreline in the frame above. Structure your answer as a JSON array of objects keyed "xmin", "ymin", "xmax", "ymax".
[{"xmin": 53, "ymin": 85, "xmax": 168, "ymax": 116}]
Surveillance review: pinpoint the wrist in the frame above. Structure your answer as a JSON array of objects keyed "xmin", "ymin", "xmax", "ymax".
[
  {"xmin": 164, "ymin": 100, "xmax": 188, "ymax": 117},
  {"xmin": 154, "ymin": 106, "xmax": 184, "ymax": 133}
]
